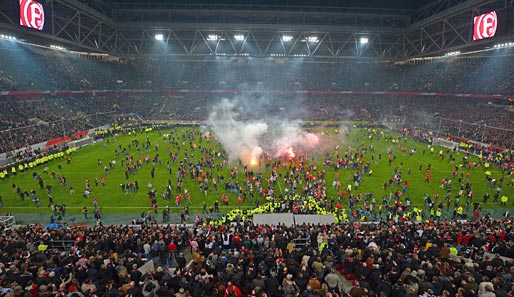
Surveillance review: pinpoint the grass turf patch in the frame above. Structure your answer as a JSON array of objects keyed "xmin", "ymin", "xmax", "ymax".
[{"xmin": 0, "ymin": 127, "xmax": 511, "ymax": 218}]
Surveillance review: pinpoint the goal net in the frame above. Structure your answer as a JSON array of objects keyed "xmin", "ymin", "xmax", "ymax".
[
  {"xmin": 68, "ymin": 136, "xmax": 94, "ymax": 149},
  {"xmin": 432, "ymin": 138, "xmax": 459, "ymax": 150}
]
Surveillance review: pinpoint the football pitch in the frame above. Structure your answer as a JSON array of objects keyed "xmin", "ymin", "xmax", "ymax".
[{"xmin": 0, "ymin": 126, "xmax": 511, "ymax": 224}]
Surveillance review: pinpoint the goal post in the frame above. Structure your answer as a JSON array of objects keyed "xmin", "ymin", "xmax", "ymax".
[{"xmin": 432, "ymin": 138, "xmax": 459, "ymax": 150}]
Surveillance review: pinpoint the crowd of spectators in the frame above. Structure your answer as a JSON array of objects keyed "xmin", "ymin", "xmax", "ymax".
[
  {"xmin": 1, "ymin": 217, "xmax": 514, "ymax": 297},
  {"xmin": 300, "ymin": 95, "xmax": 514, "ymax": 148},
  {"xmin": 0, "ymin": 92, "xmax": 512, "ymax": 154},
  {"xmin": 1, "ymin": 44, "xmax": 514, "ymax": 95},
  {"xmin": 0, "ymin": 96, "xmax": 117, "ymax": 154},
  {"xmin": 1, "ymin": 41, "xmax": 514, "ymax": 297},
  {"xmin": 0, "ymin": 43, "xmax": 513, "ymax": 153}
]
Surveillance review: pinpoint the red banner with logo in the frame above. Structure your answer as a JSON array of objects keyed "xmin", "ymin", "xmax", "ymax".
[{"xmin": 19, "ymin": 0, "xmax": 45, "ymax": 31}]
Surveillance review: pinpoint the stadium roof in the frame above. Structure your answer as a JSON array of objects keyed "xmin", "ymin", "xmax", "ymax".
[
  {"xmin": 103, "ymin": 0, "xmax": 435, "ymax": 11},
  {"xmin": 1, "ymin": 0, "xmax": 512, "ymax": 59},
  {"xmin": 83, "ymin": 0, "xmax": 438, "ymax": 15}
]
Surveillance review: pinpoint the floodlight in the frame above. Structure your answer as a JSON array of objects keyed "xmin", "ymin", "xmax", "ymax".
[
  {"xmin": 207, "ymin": 34, "xmax": 219, "ymax": 41},
  {"xmin": 155, "ymin": 34, "xmax": 164, "ymax": 41},
  {"xmin": 444, "ymin": 51, "xmax": 461, "ymax": 57},
  {"xmin": 50, "ymin": 45, "xmax": 65, "ymax": 50},
  {"xmin": 360, "ymin": 37, "xmax": 369, "ymax": 44},
  {"xmin": 307, "ymin": 36, "xmax": 319, "ymax": 43},
  {"xmin": 282, "ymin": 35, "xmax": 293, "ymax": 42},
  {"xmin": 234, "ymin": 34, "xmax": 245, "ymax": 41}
]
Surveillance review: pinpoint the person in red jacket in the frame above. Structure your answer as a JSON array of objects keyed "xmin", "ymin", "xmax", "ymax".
[{"xmin": 224, "ymin": 281, "xmax": 242, "ymax": 297}]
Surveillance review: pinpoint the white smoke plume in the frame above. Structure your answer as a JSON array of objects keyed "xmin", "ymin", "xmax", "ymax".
[
  {"xmin": 206, "ymin": 98, "xmax": 267, "ymax": 164},
  {"xmin": 205, "ymin": 97, "xmax": 319, "ymax": 165}
]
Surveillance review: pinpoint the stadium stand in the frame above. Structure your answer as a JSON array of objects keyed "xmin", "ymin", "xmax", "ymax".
[
  {"xmin": 1, "ymin": 1, "xmax": 514, "ymax": 296},
  {"xmin": 0, "ymin": 218, "xmax": 514, "ymax": 296}
]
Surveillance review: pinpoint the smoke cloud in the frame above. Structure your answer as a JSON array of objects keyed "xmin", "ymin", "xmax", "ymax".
[{"xmin": 205, "ymin": 97, "xmax": 320, "ymax": 165}]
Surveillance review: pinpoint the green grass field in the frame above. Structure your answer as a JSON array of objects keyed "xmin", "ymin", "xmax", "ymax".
[{"xmin": 0, "ymin": 126, "xmax": 512, "ymax": 219}]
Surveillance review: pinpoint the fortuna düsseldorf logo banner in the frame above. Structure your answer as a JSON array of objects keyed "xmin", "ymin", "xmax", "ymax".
[
  {"xmin": 473, "ymin": 11, "xmax": 497, "ymax": 41},
  {"xmin": 20, "ymin": 0, "xmax": 45, "ymax": 31}
]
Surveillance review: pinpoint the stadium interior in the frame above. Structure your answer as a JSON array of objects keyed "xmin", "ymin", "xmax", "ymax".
[{"xmin": 0, "ymin": 0, "xmax": 513, "ymax": 296}]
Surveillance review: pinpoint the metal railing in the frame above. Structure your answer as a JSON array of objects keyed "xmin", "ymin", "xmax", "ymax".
[
  {"xmin": 48, "ymin": 240, "xmax": 76, "ymax": 250},
  {"xmin": 0, "ymin": 215, "xmax": 16, "ymax": 227}
]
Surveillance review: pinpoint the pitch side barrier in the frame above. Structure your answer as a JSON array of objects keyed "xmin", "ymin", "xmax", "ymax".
[
  {"xmin": 253, "ymin": 214, "xmax": 335, "ymax": 227},
  {"xmin": 483, "ymin": 252, "xmax": 513, "ymax": 264},
  {"xmin": 0, "ymin": 125, "xmax": 110, "ymax": 169}
]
